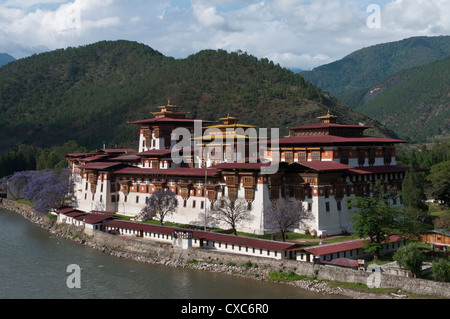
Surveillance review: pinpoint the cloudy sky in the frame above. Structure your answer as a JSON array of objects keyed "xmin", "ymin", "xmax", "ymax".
[{"xmin": 0, "ymin": 0, "xmax": 449, "ymax": 70}]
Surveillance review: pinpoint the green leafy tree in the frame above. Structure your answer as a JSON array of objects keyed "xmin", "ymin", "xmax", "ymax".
[
  {"xmin": 402, "ymin": 169, "xmax": 428, "ymax": 212},
  {"xmin": 394, "ymin": 169, "xmax": 431, "ymax": 240},
  {"xmin": 432, "ymin": 259, "xmax": 450, "ymax": 282},
  {"xmin": 393, "ymin": 243, "xmax": 424, "ymax": 278},
  {"xmin": 348, "ymin": 180, "xmax": 402, "ymax": 259},
  {"xmin": 395, "ymin": 207, "xmax": 430, "ymax": 243},
  {"xmin": 427, "ymin": 160, "xmax": 450, "ymax": 207}
]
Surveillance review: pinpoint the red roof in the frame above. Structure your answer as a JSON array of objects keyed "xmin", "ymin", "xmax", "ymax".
[
  {"xmin": 130, "ymin": 118, "xmax": 214, "ymax": 125},
  {"xmin": 99, "ymin": 148, "xmax": 136, "ymax": 154},
  {"xmin": 211, "ymin": 162, "xmax": 272, "ymax": 170},
  {"xmin": 348, "ymin": 166, "xmax": 411, "ymax": 175},
  {"xmin": 74, "ymin": 214, "xmax": 113, "ymax": 224},
  {"xmin": 294, "ymin": 161, "xmax": 352, "ymax": 171},
  {"xmin": 103, "ymin": 220, "xmax": 296, "ymax": 251},
  {"xmin": 109, "ymin": 155, "xmax": 142, "ymax": 161},
  {"xmin": 114, "ymin": 167, "xmax": 221, "ymax": 177},
  {"xmin": 57, "ymin": 207, "xmax": 78, "ymax": 214},
  {"xmin": 65, "ymin": 211, "xmax": 86, "ymax": 218},
  {"xmin": 294, "ymin": 235, "xmax": 402, "ymax": 256},
  {"xmin": 91, "ymin": 210, "xmax": 116, "ymax": 215},
  {"xmin": 275, "ymin": 135, "xmax": 407, "ymax": 145},
  {"xmin": 193, "ymin": 230, "xmax": 295, "ymax": 251},
  {"xmin": 82, "ymin": 154, "xmax": 110, "ymax": 162},
  {"xmin": 137, "ymin": 149, "xmax": 173, "ymax": 157},
  {"xmin": 321, "ymin": 258, "xmax": 360, "ymax": 268},
  {"xmin": 289, "ymin": 123, "xmax": 370, "ymax": 130},
  {"xmin": 78, "ymin": 162, "xmax": 124, "ymax": 170},
  {"xmin": 104, "ymin": 220, "xmax": 174, "ymax": 235}
]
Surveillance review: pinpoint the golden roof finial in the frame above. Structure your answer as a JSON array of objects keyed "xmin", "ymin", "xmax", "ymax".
[{"xmin": 317, "ymin": 109, "xmax": 338, "ymax": 123}]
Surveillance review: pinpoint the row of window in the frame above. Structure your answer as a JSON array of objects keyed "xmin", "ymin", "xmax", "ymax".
[
  {"xmin": 283, "ymin": 151, "xmax": 320, "ymax": 163},
  {"xmin": 341, "ymin": 149, "xmax": 392, "ymax": 165},
  {"xmin": 114, "ymin": 226, "xmax": 284, "ymax": 257},
  {"xmin": 201, "ymin": 240, "xmax": 281, "ymax": 257}
]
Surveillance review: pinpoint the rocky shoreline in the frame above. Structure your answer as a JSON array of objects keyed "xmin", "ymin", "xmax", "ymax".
[{"xmin": 0, "ymin": 199, "xmax": 412, "ymax": 299}]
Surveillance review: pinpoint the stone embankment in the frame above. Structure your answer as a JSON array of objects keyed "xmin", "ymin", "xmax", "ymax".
[{"xmin": 1, "ymin": 199, "xmax": 448, "ymax": 299}]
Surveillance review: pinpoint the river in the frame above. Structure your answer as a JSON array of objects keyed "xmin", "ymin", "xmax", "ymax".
[{"xmin": 0, "ymin": 208, "xmax": 344, "ymax": 300}]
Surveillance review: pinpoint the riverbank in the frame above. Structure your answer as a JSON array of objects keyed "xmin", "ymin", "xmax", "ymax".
[{"xmin": 0, "ymin": 199, "xmax": 442, "ymax": 300}]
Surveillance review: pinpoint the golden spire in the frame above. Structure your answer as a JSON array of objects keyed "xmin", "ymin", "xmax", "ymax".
[{"xmin": 317, "ymin": 109, "xmax": 338, "ymax": 124}]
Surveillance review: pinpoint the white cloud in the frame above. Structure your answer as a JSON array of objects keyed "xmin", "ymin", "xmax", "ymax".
[
  {"xmin": 192, "ymin": 0, "xmax": 227, "ymax": 29},
  {"xmin": 384, "ymin": 0, "xmax": 450, "ymax": 33},
  {"xmin": 0, "ymin": 0, "xmax": 448, "ymax": 69}
]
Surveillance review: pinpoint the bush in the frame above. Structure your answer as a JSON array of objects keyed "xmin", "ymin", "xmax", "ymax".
[
  {"xmin": 393, "ymin": 243, "xmax": 424, "ymax": 278},
  {"xmin": 432, "ymin": 259, "xmax": 450, "ymax": 282}
]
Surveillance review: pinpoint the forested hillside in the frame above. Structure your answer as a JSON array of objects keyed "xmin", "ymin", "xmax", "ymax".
[
  {"xmin": 301, "ymin": 36, "xmax": 450, "ymax": 98},
  {"xmin": 355, "ymin": 57, "xmax": 450, "ymax": 143},
  {"xmin": 0, "ymin": 40, "xmax": 396, "ymax": 153}
]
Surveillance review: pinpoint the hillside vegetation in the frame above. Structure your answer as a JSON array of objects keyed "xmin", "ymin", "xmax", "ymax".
[
  {"xmin": 301, "ymin": 36, "xmax": 450, "ymax": 98},
  {"xmin": 0, "ymin": 40, "xmax": 396, "ymax": 153},
  {"xmin": 356, "ymin": 57, "xmax": 450, "ymax": 143}
]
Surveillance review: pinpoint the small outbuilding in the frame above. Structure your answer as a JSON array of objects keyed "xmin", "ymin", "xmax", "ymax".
[{"xmin": 418, "ymin": 229, "xmax": 450, "ymax": 253}]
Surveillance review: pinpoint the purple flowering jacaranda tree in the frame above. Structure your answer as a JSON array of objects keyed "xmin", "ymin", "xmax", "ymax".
[
  {"xmin": 5, "ymin": 171, "xmax": 36, "ymax": 200},
  {"xmin": 21, "ymin": 168, "xmax": 74, "ymax": 215}
]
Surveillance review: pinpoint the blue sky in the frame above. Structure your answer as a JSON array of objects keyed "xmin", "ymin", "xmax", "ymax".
[{"xmin": 0, "ymin": 0, "xmax": 448, "ymax": 70}]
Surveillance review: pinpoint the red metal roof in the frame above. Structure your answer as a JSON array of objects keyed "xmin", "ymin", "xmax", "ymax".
[
  {"xmin": 137, "ymin": 149, "xmax": 173, "ymax": 157},
  {"xmin": 78, "ymin": 162, "xmax": 124, "ymax": 170},
  {"xmin": 104, "ymin": 220, "xmax": 174, "ymax": 235},
  {"xmin": 193, "ymin": 230, "xmax": 295, "ymax": 251},
  {"xmin": 114, "ymin": 167, "xmax": 221, "ymax": 177},
  {"xmin": 103, "ymin": 220, "xmax": 296, "ymax": 251},
  {"xmin": 294, "ymin": 161, "xmax": 352, "ymax": 171},
  {"xmin": 211, "ymin": 162, "xmax": 272, "ymax": 170},
  {"xmin": 275, "ymin": 135, "xmax": 407, "ymax": 145},
  {"xmin": 321, "ymin": 258, "xmax": 360, "ymax": 268},
  {"xmin": 99, "ymin": 148, "xmax": 136, "ymax": 154},
  {"xmin": 348, "ymin": 166, "xmax": 411, "ymax": 175},
  {"xmin": 130, "ymin": 118, "xmax": 214, "ymax": 125},
  {"xmin": 74, "ymin": 214, "xmax": 113, "ymax": 224},
  {"xmin": 109, "ymin": 155, "xmax": 142, "ymax": 161},
  {"xmin": 57, "ymin": 207, "xmax": 79, "ymax": 214},
  {"xmin": 65, "ymin": 211, "xmax": 86, "ymax": 218},
  {"xmin": 91, "ymin": 210, "xmax": 116, "ymax": 215},
  {"xmin": 294, "ymin": 235, "xmax": 402, "ymax": 256},
  {"xmin": 82, "ymin": 154, "xmax": 110, "ymax": 162},
  {"xmin": 289, "ymin": 123, "xmax": 371, "ymax": 130}
]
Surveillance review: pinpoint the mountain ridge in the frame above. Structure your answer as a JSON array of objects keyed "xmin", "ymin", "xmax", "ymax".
[
  {"xmin": 0, "ymin": 53, "xmax": 15, "ymax": 67},
  {"xmin": 299, "ymin": 35, "xmax": 450, "ymax": 143},
  {"xmin": 0, "ymin": 40, "xmax": 398, "ymax": 153},
  {"xmin": 300, "ymin": 36, "xmax": 450, "ymax": 98},
  {"xmin": 355, "ymin": 56, "xmax": 450, "ymax": 143}
]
